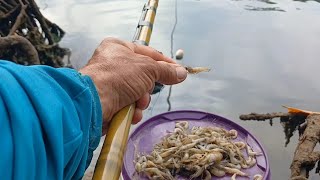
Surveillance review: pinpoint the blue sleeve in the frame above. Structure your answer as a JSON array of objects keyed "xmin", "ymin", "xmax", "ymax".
[{"xmin": 0, "ymin": 60, "xmax": 102, "ymax": 180}]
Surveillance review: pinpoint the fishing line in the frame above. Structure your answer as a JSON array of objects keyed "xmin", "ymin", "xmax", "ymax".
[
  {"xmin": 167, "ymin": 0, "xmax": 178, "ymax": 111},
  {"xmin": 170, "ymin": 0, "xmax": 178, "ymax": 59},
  {"xmin": 146, "ymin": 0, "xmax": 179, "ymax": 117},
  {"xmin": 147, "ymin": 90, "xmax": 161, "ymax": 117}
]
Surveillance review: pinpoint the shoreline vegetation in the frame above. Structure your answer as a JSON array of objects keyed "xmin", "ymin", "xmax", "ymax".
[{"xmin": 0, "ymin": 0, "xmax": 70, "ymax": 67}]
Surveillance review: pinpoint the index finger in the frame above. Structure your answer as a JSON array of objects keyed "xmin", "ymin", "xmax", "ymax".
[{"xmin": 126, "ymin": 42, "xmax": 176, "ymax": 63}]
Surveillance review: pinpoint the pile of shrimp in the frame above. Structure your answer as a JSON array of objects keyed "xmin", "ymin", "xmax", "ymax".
[{"xmin": 134, "ymin": 121, "xmax": 263, "ymax": 180}]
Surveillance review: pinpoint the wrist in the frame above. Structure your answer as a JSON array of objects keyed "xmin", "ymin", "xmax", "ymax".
[{"xmin": 79, "ymin": 66, "xmax": 116, "ymax": 124}]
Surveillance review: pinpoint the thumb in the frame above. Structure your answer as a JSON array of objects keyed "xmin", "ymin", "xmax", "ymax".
[{"xmin": 154, "ymin": 61, "xmax": 188, "ymax": 85}]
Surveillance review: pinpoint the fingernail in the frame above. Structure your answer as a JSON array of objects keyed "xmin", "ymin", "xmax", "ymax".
[{"xmin": 176, "ymin": 66, "xmax": 187, "ymax": 80}]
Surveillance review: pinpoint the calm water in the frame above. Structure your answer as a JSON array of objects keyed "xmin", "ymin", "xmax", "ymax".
[{"xmin": 39, "ymin": 0, "xmax": 320, "ymax": 179}]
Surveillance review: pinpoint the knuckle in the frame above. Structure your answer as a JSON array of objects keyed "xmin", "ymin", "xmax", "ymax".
[
  {"xmin": 102, "ymin": 37, "xmax": 121, "ymax": 45},
  {"xmin": 140, "ymin": 55, "xmax": 153, "ymax": 62},
  {"xmin": 158, "ymin": 62, "xmax": 177, "ymax": 82},
  {"xmin": 141, "ymin": 61, "xmax": 159, "ymax": 79},
  {"xmin": 150, "ymin": 47, "xmax": 161, "ymax": 54},
  {"xmin": 131, "ymin": 43, "xmax": 139, "ymax": 51},
  {"xmin": 150, "ymin": 49, "xmax": 160, "ymax": 58}
]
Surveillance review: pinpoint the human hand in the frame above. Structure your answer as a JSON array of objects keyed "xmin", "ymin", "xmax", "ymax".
[{"xmin": 79, "ymin": 38, "xmax": 187, "ymax": 132}]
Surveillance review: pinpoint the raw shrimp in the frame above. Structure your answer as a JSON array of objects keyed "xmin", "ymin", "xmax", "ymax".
[
  {"xmin": 134, "ymin": 121, "xmax": 259, "ymax": 180},
  {"xmin": 185, "ymin": 66, "xmax": 211, "ymax": 74}
]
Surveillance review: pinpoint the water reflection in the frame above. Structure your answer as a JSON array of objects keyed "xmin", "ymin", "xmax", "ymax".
[{"xmin": 147, "ymin": 1, "xmax": 320, "ymax": 179}]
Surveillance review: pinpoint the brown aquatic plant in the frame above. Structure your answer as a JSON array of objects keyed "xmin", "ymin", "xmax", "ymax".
[
  {"xmin": 0, "ymin": 0, "xmax": 70, "ymax": 67},
  {"xmin": 240, "ymin": 106, "xmax": 320, "ymax": 179}
]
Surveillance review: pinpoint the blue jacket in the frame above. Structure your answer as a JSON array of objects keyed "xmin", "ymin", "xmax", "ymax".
[{"xmin": 0, "ymin": 60, "xmax": 102, "ymax": 179}]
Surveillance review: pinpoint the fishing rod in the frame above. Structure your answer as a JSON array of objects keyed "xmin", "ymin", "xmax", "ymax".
[{"xmin": 92, "ymin": 0, "xmax": 159, "ymax": 179}]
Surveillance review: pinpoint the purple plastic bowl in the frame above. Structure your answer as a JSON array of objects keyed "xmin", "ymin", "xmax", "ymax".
[{"xmin": 122, "ymin": 110, "xmax": 271, "ymax": 180}]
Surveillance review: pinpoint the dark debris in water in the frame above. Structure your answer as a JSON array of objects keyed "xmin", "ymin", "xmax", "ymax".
[
  {"xmin": 240, "ymin": 112, "xmax": 320, "ymax": 178},
  {"xmin": 294, "ymin": 0, "xmax": 320, "ymax": 3},
  {"xmin": 231, "ymin": 0, "xmax": 277, "ymax": 4},
  {"xmin": 240, "ymin": 112, "xmax": 308, "ymax": 146},
  {"xmin": 257, "ymin": 0, "xmax": 277, "ymax": 4},
  {"xmin": 245, "ymin": 5, "xmax": 286, "ymax": 12},
  {"xmin": 233, "ymin": 0, "xmax": 320, "ymax": 3},
  {"xmin": 231, "ymin": 0, "xmax": 320, "ymax": 13},
  {"xmin": 280, "ymin": 114, "xmax": 307, "ymax": 147},
  {"xmin": 230, "ymin": 0, "xmax": 320, "ymax": 13}
]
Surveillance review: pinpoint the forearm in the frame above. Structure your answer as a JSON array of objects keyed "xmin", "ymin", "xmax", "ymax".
[{"xmin": 0, "ymin": 60, "xmax": 102, "ymax": 179}]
